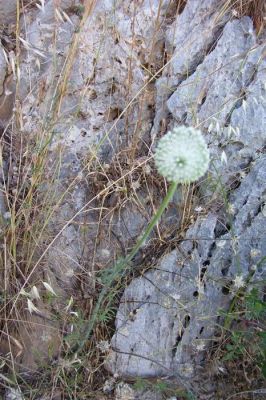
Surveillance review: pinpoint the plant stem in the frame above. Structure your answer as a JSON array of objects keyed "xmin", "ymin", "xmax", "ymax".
[
  {"xmin": 75, "ymin": 181, "xmax": 178, "ymax": 354},
  {"xmin": 125, "ymin": 181, "xmax": 178, "ymax": 262}
]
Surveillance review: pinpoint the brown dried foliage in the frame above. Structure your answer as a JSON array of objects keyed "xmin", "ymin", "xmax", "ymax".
[{"xmin": 234, "ymin": 0, "xmax": 266, "ymax": 33}]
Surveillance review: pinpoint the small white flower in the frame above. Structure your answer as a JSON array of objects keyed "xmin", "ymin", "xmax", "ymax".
[
  {"xmin": 250, "ymin": 248, "xmax": 261, "ymax": 258},
  {"xmin": 195, "ymin": 206, "xmax": 204, "ymax": 212},
  {"xmin": 233, "ymin": 275, "xmax": 245, "ymax": 289},
  {"xmin": 194, "ymin": 340, "xmax": 206, "ymax": 351},
  {"xmin": 154, "ymin": 126, "xmax": 210, "ymax": 183},
  {"xmin": 96, "ymin": 340, "xmax": 110, "ymax": 353}
]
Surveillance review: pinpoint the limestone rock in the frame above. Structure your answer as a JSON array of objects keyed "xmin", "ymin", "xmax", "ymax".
[
  {"xmin": 167, "ymin": 17, "xmax": 257, "ymax": 126},
  {"xmin": 166, "ymin": 15, "xmax": 266, "ymax": 190},
  {"xmin": 151, "ymin": 0, "xmax": 231, "ymax": 138},
  {"xmin": 0, "ymin": 45, "xmax": 7, "ymax": 97},
  {"xmin": 165, "ymin": 0, "xmax": 229, "ymax": 77},
  {"xmin": 106, "ymin": 156, "xmax": 266, "ymax": 398},
  {"xmin": 0, "ymin": 0, "xmax": 17, "ymax": 26}
]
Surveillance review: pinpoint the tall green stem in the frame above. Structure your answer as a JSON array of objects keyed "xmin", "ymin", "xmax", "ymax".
[
  {"xmin": 125, "ymin": 181, "xmax": 178, "ymax": 262},
  {"xmin": 76, "ymin": 181, "xmax": 178, "ymax": 354}
]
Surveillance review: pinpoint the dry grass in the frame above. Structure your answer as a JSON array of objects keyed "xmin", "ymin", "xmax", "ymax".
[
  {"xmin": 224, "ymin": 0, "xmax": 266, "ymax": 33},
  {"xmin": 0, "ymin": 0, "xmax": 265, "ymax": 399}
]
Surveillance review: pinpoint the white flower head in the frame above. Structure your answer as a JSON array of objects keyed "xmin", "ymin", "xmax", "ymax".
[
  {"xmin": 250, "ymin": 248, "xmax": 261, "ymax": 259},
  {"xmin": 193, "ymin": 339, "xmax": 206, "ymax": 352},
  {"xmin": 233, "ymin": 275, "xmax": 245, "ymax": 289},
  {"xmin": 154, "ymin": 126, "xmax": 210, "ymax": 183},
  {"xmin": 96, "ymin": 340, "xmax": 110, "ymax": 353}
]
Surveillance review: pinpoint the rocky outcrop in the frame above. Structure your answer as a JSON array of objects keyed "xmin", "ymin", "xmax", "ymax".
[
  {"xmin": 106, "ymin": 157, "xmax": 266, "ymax": 396},
  {"xmin": 105, "ymin": 1, "xmax": 266, "ymax": 399},
  {"xmin": 1, "ymin": 0, "xmax": 265, "ymax": 398},
  {"xmin": 0, "ymin": 0, "xmax": 17, "ymax": 27}
]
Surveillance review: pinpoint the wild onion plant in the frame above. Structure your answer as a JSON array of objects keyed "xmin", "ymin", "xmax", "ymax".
[{"xmin": 76, "ymin": 126, "xmax": 210, "ymax": 353}]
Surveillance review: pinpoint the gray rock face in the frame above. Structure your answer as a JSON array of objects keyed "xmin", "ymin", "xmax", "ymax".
[
  {"xmin": 2, "ymin": 0, "xmax": 266, "ymax": 398},
  {"xmin": 0, "ymin": 0, "xmax": 17, "ymax": 26},
  {"xmin": 0, "ymin": 45, "xmax": 7, "ymax": 97},
  {"xmin": 166, "ymin": 15, "xmax": 266, "ymax": 190},
  {"xmin": 151, "ymin": 0, "xmax": 231, "ymax": 138},
  {"xmin": 165, "ymin": 0, "xmax": 228, "ymax": 77},
  {"xmin": 106, "ymin": 157, "xmax": 266, "ymax": 397},
  {"xmin": 167, "ymin": 17, "xmax": 257, "ymax": 126},
  {"xmin": 107, "ymin": 4, "xmax": 266, "ymax": 397},
  {"xmin": 229, "ymin": 54, "xmax": 266, "ymax": 152}
]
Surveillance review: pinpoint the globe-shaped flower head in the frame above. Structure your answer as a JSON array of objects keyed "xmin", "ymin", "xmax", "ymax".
[{"xmin": 155, "ymin": 126, "xmax": 210, "ymax": 183}]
